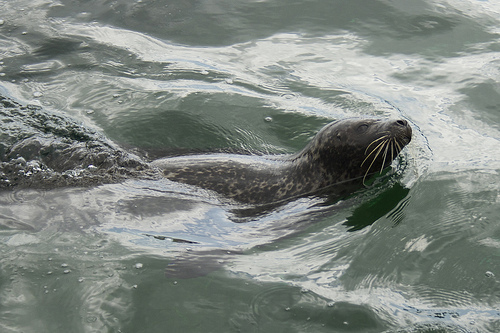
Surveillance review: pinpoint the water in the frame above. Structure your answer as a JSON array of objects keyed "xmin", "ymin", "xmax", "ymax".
[{"xmin": 1, "ymin": 0, "xmax": 500, "ymax": 332}]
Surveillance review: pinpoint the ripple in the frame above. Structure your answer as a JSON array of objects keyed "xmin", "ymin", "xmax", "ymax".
[
  {"xmin": 0, "ymin": 215, "xmax": 35, "ymax": 231},
  {"xmin": 410, "ymin": 286, "xmax": 477, "ymax": 308},
  {"xmin": 249, "ymin": 284, "xmax": 388, "ymax": 330},
  {"xmin": 250, "ymin": 285, "xmax": 301, "ymax": 322},
  {"xmin": 20, "ymin": 60, "xmax": 66, "ymax": 74},
  {"xmin": 7, "ymin": 188, "xmax": 46, "ymax": 204}
]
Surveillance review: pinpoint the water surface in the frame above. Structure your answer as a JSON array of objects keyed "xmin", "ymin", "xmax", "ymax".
[{"xmin": 1, "ymin": 0, "xmax": 500, "ymax": 332}]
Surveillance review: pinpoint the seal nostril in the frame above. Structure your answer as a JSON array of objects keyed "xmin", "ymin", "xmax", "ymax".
[{"xmin": 396, "ymin": 119, "xmax": 407, "ymax": 127}]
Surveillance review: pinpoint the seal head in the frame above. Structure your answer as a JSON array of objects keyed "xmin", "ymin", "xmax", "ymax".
[
  {"xmin": 296, "ymin": 118, "xmax": 412, "ymax": 185},
  {"xmin": 152, "ymin": 118, "xmax": 412, "ymax": 204}
]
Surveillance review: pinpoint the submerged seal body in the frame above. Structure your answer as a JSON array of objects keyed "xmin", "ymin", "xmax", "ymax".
[{"xmin": 152, "ymin": 118, "xmax": 412, "ymax": 205}]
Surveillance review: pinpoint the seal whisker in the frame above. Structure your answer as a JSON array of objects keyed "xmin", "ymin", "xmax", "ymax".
[
  {"xmin": 364, "ymin": 135, "xmax": 389, "ymax": 155},
  {"xmin": 362, "ymin": 139, "xmax": 388, "ymax": 185},
  {"xmin": 391, "ymin": 138, "xmax": 395, "ymax": 163},
  {"xmin": 361, "ymin": 138, "xmax": 388, "ymax": 167},
  {"xmin": 394, "ymin": 139, "xmax": 402, "ymax": 153},
  {"xmin": 380, "ymin": 140, "xmax": 390, "ymax": 174}
]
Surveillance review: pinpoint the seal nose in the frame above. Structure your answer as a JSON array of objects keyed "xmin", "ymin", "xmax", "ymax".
[{"xmin": 392, "ymin": 119, "xmax": 412, "ymax": 144}]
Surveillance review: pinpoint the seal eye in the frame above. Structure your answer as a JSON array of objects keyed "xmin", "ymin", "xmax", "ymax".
[{"xmin": 357, "ymin": 124, "xmax": 368, "ymax": 133}]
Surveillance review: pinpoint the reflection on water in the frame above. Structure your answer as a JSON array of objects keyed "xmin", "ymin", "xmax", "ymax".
[{"xmin": 1, "ymin": 0, "xmax": 500, "ymax": 332}]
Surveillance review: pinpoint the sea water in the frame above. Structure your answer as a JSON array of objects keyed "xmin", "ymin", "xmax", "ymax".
[{"xmin": 0, "ymin": 0, "xmax": 500, "ymax": 332}]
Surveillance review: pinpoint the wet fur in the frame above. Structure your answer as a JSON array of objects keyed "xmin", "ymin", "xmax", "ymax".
[{"xmin": 152, "ymin": 118, "xmax": 412, "ymax": 204}]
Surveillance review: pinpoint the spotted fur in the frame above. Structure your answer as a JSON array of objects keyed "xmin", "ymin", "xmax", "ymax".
[{"xmin": 152, "ymin": 118, "xmax": 412, "ymax": 204}]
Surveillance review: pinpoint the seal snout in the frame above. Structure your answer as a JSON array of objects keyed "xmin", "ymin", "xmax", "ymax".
[{"xmin": 392, "ymin": 119, "xmax": 412, "ymax": 145}]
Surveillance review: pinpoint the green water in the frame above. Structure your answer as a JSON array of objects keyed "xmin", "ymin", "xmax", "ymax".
[{"xmin": 1, "ymin": 0, "xmax": 500, "ymax": 332}]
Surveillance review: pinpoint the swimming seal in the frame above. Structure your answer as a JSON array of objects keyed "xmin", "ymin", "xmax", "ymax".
[{"xmin": 152, "ymin": 118, "xmax": 412, "ymax": 204}]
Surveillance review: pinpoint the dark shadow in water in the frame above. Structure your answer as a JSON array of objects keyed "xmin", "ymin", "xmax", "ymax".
[
  {"xmin": 343, "ymin": 182, "xmax": 410, "ymax": 232},
  {"xmin": 33, "ymin": 38, "xmax": 87, "ymax": 58}
]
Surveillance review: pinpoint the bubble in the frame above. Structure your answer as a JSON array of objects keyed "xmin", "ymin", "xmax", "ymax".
[
  {"xmin": 264, "ymin": 116, "xmax": 273, "ymax": 122},
  {"xmin": 76, "ymin": 12, "xmax": 91, "ymax": 19}
]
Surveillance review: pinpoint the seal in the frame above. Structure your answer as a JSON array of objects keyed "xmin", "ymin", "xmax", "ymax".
[{"xmin": 152, "ymin": 118, "xmax": 412, "ymax": 205}]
